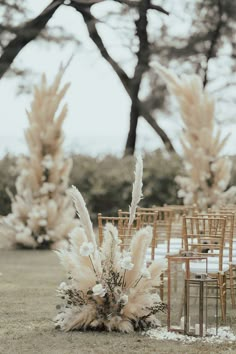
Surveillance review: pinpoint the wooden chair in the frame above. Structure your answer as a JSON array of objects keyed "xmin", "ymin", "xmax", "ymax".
[
  {"xmin": 137, "ymin": 207, "xmax": 182, "ymax": 256},
  {"xmin": 164, "ymin": 205, "xmax": 197, "ymax": 251},
  {"xmin": 137, "ymin": 207, "xmax": 179, "ymax": 300},
  {"xmin": 206, "ymin": 208, "xmax": 236, "ymax": 308},
  {"xmin": 97, "ymin": 213, "xmax": 141, "ymax": 249},
  {"xmin": 217, "ymin": 210, "xmax": 236, "ymax": 308},
  {"xmin": 118, "ymin": 209, "xmax": 158, "ymax": 260},
  {"xmin": 182, "ymin": 215, "xmax": 229, "ymax": 321}
]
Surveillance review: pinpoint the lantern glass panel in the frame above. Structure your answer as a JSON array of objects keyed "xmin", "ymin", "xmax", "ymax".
[
  {"xmin": 167, "ymin": 254, "xmax": 208, "ymax": 334},
  {"xmin": 185, "ymin": 277, "xmax": 218, "ymax": 337}
]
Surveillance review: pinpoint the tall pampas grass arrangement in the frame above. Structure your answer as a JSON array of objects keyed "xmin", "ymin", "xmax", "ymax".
[
  {"xmin": 55, "ymin": 157, "xmax": 166, "ymax": 333},
  {"xmin": 152, "ymin": 63, "xmax": 236, "ymax": 210},
  {"xmin": 3, "ymin": 63, "xmax": 77, "ymax": 249}
]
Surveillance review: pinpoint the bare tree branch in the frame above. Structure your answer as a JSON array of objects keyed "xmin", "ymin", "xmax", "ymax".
[
  {"xmin": 0, "ymin": 0, "xmax": 63, "ymax": 79},
  {"xmin": 203, "ymin": 0, "xmax": 224, "ymax": 87},
  {"xmin": 76, "ymin": 3, "xmax": 175, "ymax": 154},
  {"xmin": 124, "ymin": 0, "xmax": 150, "ymax": 156},
  {"xmin": 114, "ymin": 0, "xmax": 169, "ymax": 15},
  {"xmin": 139, "ymin": 102, "xmax": 175, "ymax": 152}
]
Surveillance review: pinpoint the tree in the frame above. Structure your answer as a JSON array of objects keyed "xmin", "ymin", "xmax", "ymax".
[
  {"xmin": 4, "ymin": 64, "xmax": 77, "ymax": 248},
  {"xmin": 0, "ymin": 0, "xmax": 174, "ymax": 155},
  {"xmin": 0, "ymin": 0, "xmax": 235, "ymax": 155}
]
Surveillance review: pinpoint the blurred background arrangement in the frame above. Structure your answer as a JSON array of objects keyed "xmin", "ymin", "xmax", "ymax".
[{"xmin": 0, "ymin": 0, "xmax": 235, "ymax": 220}]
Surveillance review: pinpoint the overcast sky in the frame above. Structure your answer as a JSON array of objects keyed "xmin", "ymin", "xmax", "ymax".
[{"xmin": 0, "ymin": 0, "xmax": 234, "ymax": 158}]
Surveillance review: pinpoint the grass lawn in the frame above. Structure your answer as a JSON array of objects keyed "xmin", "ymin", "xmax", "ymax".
[{"xmin": 0, "ymin": 250, "xmax": 236, "ymax": 354}]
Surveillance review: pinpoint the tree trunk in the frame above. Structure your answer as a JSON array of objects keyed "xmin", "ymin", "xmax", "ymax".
[
  {"xmin": 68, "ymin": 4, "xmax": 176, "ymax": 154},
  {"xmin": 124, "ymin": 0, "xmax": 150, "ymax": 156}
]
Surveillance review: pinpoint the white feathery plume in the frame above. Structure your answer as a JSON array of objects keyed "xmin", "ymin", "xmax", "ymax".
[
  {"xmin": 71, "ymin": 185, "xmax": 97, "ymax": 249},
  {"xmin": 128, "ymin": 155, "xmax": 143, "ymax": 226},
  {"xmin": 125, "ymin": 226, "xmax": 152, "ymax": 287},
  {"xmin": 101, "ymin": 222, "xmax": 121, "ymax": 270},
  {"xmin": 151, "ymin": 62, "xmax": 181, "ymax": 90}
]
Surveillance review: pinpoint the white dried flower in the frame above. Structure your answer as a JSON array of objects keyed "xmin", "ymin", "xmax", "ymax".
[
  {"xmin": 177, "ymin": 190, "xmax": 186, "ymax": 198},
  {"xmin": 28, "ymin": 210, "xmax": 40, "ymax": 218},
  {"xmin": 42, "ymin": 154, "xmax": 54, "ymax": 170},
  {"xmin": 59, "ymin": 282, "xmax": 68, "ymax": 290},
  {"xmin": 37, "ymin": 236, "xmax": 44, "ymax": 243},
  {"xmin": 92, "ymin": 284, "xmax": 106, "ymax": 297},
  {"xmin": 16, "ymin": 227, "xmax": 31, "ymax": 243},
  {"xmin": 120, "ymin": 256, "xmax": 134, "ymax": 271},
  {"xmin": 40, "ymin": 182, "xmax": 56, "ymax": 195},
  {"xmin": 119, "ymin": 294, "xmax": 128, "ymax": 305},
  {"xmin": 15, "ymin": 223, "xmax": 25, "ymax": 232},
  {"xmin": 141, "ymin": 266, "xmax": 151, "ymax": 279},
  {"xmin": 40, "ymin": 209, "xmax": 47, "ymax": 218},
  {"xmin": 38, "ymin": 219, "xmax": 47, "ymax": 227},
  {"xmin": 218, "ymin": 180, "xmax": 227, "ymax": 190},
  {"xmin": 210, "ymin": 162, "xmax": 218, "ymax": 172},
  {"xmin": 80, "ymin": 242, "xmax": 94, "ymax": 256},
  {"xmin": 21, "ymin": 169, "xmax": 29, "ymax": 177}
]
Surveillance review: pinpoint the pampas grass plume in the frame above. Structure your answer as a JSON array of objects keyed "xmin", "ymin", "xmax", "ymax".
[
  {"xmin": 129, "ymin": 155, "xmax": 143, "ymax": 226},
  {"xmin": 71, "ymin": 185, "xmax": 97, "ymax": 248}
]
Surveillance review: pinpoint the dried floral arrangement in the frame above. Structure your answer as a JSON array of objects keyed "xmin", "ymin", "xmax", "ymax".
[
  {"xmin": 152, "ymin": 63, "xmax": 236, "ymax": 210},
  {"xmin": 3, "ymin": 64, "xmax": 77, "ymax": 249},
  {"xmin": 55, "ymin": 157, "xmax": 166, "ymax": 332}
]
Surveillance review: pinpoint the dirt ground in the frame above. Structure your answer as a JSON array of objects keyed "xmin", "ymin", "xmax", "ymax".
[{"xmin": 0, "ymin": 250, "xmax": 236, "ymax": 354}]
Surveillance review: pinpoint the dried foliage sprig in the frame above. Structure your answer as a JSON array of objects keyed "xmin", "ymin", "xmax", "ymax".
[
  {"xmin": 152, "ymin": 62, "xmax": 235, "ymax": 210},
  {"xmin": 128, "ymin": 155, "xmax": 143, "ymax": 226}
]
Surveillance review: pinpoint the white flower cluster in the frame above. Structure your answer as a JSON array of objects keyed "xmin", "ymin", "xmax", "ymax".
[
  {"xmin": 42, "ymin": 154, "xmax": 54, "ymax": 170},
  {"xmin": 119, "ymin": 251, "xmax": 134, "ymax": 271},
  {"xmin": 80, "ymin": 242, "xmax": 94, "ymax": 256},
  {"xmin": 40, "ymin": 182, "xmax": 56, "ymax": 195},
  {"xmin": 92, "ymin": 284, "xmax": 106, "ymax": 297}
]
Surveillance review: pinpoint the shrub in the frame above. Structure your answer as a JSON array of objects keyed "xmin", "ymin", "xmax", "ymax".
[
  {"xmin": 70, "ymin": 150, "xmax": 183, "ymax": 222},
  {"xmin": 3, "ymin": 150, "xmax": 234, "ymax": 223},
  {"xmin": 0, "ymin": 154, "xmax": 17, "ymax": 215}
]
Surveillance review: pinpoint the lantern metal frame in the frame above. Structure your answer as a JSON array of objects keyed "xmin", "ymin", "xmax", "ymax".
[
  {"xmin": 184, "ymin": 275, "xmax": 219, "ymax": 337},
  {"xmin": 167, "ymin": 252, "xmax": 214, "ymax": 335}
]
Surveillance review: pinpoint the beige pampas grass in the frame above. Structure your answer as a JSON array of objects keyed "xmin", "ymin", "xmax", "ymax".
[
  {"xmin": 71, "ymin": 185, "xmax": 97, "ymax": 249},
  {"xmin": 129, "ymin": 155, "xmax": 143, "ymax": 226},
  {"xmin": 125, "ymin": 227, "xmax": 152, "ymax": 287},
  {"xmin": 4, "ymin": 63, "xmax": 77, "ymax": 249},
  {"xmin": 152, "ymin": 62, "xmax": 235, "ymax": 210},
  {"xmin": 55, "ymin": 161, "xmax": 166, "ymax": 333}
]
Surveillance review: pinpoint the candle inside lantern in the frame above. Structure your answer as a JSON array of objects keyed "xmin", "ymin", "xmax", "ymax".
[
  {"xmin": 180, "ymin": 316, "xmax": 191, "ymax": 330},
  {"xmin": 195, "ymin": 323, "xmax": 206, "ymax": 336},
  {"xmin": 180, "ymin": 316, "xmax": 185, "ymax": 330}
]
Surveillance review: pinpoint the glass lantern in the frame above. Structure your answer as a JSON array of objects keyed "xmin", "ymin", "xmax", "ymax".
[
  {"xmin": 167, "ymin": 252, "xmax": 213, "ymax": 335},
  {"xmin": 184, "ymin": 275, "xmax": 219, "ymax": 337}
]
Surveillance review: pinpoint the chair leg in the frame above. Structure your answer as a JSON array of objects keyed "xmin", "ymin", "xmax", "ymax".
[
  {"xmin": 229, "ymin": 266, "xmax": 236, "ymax": 308},
  {"xmin": 160, "ymin": 273, "xmax": 164, "ymax": 301},
  {"xmin": 218, "ymin": 274, "xmax": 227, "ymax": 322}
]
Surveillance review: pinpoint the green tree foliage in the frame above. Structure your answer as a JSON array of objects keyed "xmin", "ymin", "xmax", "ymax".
[
  {"xmin": 70, "ymin": 151, "xmax": 183, "ymax": 220},
  {"xmin": 2, "ymin": 151, "xmax": 236, "ymax": 221},
  {"xmin": 0, "ymin": 154, "xmax": 17, "ymax": 215}
]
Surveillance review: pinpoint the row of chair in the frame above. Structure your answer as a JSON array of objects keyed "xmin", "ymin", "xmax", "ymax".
[{"xmin": 97, "ymin": 204, "xmax": 236, "ymax": 321}]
